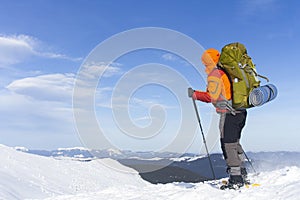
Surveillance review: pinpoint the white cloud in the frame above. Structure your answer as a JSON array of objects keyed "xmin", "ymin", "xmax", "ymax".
[
  {"xmin": 0, "ymin": 90, "xmax": 73, "ymax": 122},
  {"xmin": 74, "ymin": 62, "xmax": 123, "ymax": 92},
  {"xmin": 0, "ymin": 34, "xmax": 81, "ymax": 66},
  {"xmin": 79, "ymin": 62, "xmax": 122, "ymax": 80},
  {"xmin": 0, "ymin": 73, "xmax": 80, "ymax": 148},
  {"xmin": 0, "ymin": 35, "xmax": 35, "ymax": 65},
  {"xmin": 130, "ymin": 97, "xmax": 170, "ymax": 109},
  {"xmin": 37, "ymin": 52, "xmax": 82, "ymax": 61},
  {"xmin": 161, "ymin": 53, "xmax": 189, "ymax": 66},
  {"xmin": 6, "ymin": 73, "xmax": 75, "ymax": 102},
  {"xmin": 162, "ymin": 53, "xmax": 178, "ymax": 61}
]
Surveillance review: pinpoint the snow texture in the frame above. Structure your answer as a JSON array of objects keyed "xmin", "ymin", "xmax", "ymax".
[{"xmin": 1, "ymin": 144, "xmax": 300, "ymax": 200}]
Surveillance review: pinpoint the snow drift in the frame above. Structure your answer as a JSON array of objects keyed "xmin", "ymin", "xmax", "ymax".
[{"xmin": 1, "ymin": 144, "xmax": 300, "ymax": 200}]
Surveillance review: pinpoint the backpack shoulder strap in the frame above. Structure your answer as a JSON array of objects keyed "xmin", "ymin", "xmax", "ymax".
[{"xmin": 214, "ymin": 65, "xmax": 237, "ymax": 115}]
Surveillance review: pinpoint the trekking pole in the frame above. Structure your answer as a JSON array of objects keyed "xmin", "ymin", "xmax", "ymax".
[
  {"xmin": 188, "ymin": 88, "xmax": 216, "ymax": 180},
  {"xmin": 243, "ymin": 151, "xmax": 257, "ymax": 175}
]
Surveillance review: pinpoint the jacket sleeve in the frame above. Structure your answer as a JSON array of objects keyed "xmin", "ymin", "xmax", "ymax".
[{"xmin": 193, "ymin": 90, "xmax": 211, "ymax": 103}]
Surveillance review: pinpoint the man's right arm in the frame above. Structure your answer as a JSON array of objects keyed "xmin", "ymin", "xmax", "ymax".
[{"xmin": 193, "ymin": 90, "xmax": 211, "ymax": 103}]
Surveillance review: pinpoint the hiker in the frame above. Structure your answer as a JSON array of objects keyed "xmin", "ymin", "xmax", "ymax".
[{"xmin": 191, "ymin": 48, "xmax": 248, "ymax": 188}]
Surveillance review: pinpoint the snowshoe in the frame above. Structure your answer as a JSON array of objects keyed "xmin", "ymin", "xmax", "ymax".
[
  {"xmin": 220, "ymin": 182, "xmax": 243, "ymax": 190},
  {"xmin": 220, "ymin": 175, "xmax": 244, "ymax": 190}
]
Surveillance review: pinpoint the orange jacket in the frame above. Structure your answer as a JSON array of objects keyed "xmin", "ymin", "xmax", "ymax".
[{"xmin": 194, "ymin": 67, "xmax": 232, "ymax": 112}]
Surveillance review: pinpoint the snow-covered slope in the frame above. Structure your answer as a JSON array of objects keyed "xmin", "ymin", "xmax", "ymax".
[
  {"xmin": 1, "ymin": 144, "xmax": 300, "ymax": 200},
  {"xmin": 0, "ymin": 145, "xmax": 146, "ymax": 200}
]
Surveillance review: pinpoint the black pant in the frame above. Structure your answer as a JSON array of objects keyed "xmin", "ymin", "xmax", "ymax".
[
  {"xmin": 220, "ymin": 110, "xmax": 247, "ymax": 170},
  {"xmin": 222, "ymin": 110, "xmax": 247, "ymax": 144}
]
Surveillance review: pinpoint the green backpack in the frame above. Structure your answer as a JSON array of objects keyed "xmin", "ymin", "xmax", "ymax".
[{"xmin": 218, "ymin": 42, "xmax": 268, "ymax": 109}]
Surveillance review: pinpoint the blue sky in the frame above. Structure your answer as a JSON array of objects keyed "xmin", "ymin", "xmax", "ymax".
[{"xmin": 0, "ymin": 0, "xmax": 299, "ymax": 153}]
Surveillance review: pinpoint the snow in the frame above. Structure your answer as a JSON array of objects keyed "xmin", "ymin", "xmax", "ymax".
[
  {"xmin": 106, "ymin": 148, "xmax": 122, "ymax": 155},
  {"xmin": 170, "ymin": 155, "xmax": 206, "ymax": 162},
  {"xmin": 56, "ymin": 147, "xmax": 90, "ymax": 151},
  {"xmin": 129, "ymin": 156, "xmax": 163, "ymax": 161},
  {"xmin": 0, "ymin": 144, "xmax": 145, "ymax": 200},
  {"xmin": 1, "ymin": 144, "xmax": 300, "ymax": 200},
  {"xmin": 14, "ymin": 146, "xmax": 29, "ymax": 152}
]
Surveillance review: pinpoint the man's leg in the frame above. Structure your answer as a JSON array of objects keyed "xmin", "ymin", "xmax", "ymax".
[{"xmin": 220, "ymin": 112, "xmax": 247, "ymax": 186}]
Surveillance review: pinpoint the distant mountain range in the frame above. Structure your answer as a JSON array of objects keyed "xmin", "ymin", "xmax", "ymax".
[
  {"xmin": 15, "ymin": 146, "xmax": 185, "ymax": 160},
  {"xmin": 15, "ymin": 147, "xmax": 300, "ymax": 184}
]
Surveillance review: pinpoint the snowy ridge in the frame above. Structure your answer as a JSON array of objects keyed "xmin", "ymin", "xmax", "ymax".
[
  {"xmin": 56, "ymin": 147, "xmax": 90, "ymax": 151},
  {"xmin": 170, "ymin": 155, "xmax": 206, "ymax": 162},
  {"xmin": 0, "ymin": 145, "xmax": 146, "ymax": 200},
  {"xmin": 1, "ymin": 144, "xmax": 300, "ymax": 200}
]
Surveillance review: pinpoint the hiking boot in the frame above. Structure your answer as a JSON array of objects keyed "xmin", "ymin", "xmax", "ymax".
[
  {"xmin": 228, "ymin": 175, "xmax": 244, "ymax": 189},
  {"xmin": 241, "ymin": 167, "xmax": 251, "ymax": 184},
  {"xmin": 227, "ymin": 167, "xmax": 250, "ymax": 184},
  {"xmin": 241, "ymin": 167, "xmax": 247, "ymax": 176}
]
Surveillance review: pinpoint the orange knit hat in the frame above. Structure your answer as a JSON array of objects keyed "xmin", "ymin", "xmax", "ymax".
[{"xmin": 201, "ymin": 48, "xmax": 220, "ymax": 66}]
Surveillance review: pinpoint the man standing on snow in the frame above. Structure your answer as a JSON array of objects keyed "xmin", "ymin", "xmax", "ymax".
[{"xmin": 190, "ymin": 48, "xmax": 248, "ymax": 189}]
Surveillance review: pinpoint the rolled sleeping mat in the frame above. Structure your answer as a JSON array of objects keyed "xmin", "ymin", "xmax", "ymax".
[{"xmin": 249, "ymin": 84, "xmax": 278, "ymax": 107}]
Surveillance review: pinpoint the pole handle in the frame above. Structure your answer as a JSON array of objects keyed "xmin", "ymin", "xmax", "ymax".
[{"xmin": 188, "ymin": 87, "xmax": 194, "ymax": 98}]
